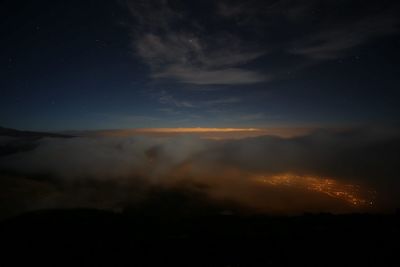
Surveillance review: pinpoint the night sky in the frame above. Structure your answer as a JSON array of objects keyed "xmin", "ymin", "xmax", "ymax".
[{"xmin": 1, "ymin": 0, "xmax": 400, "ymax": 131}]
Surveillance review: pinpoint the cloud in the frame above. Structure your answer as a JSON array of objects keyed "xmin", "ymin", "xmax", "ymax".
[
  {"xmin": 125, "ymin": 0, "xmax": 400, "ymax": 86},
  {"xmin": 128, "ymin": 0, "xmax": 268, "ymax": 85},
  {"xmin": 217, "ymin": 0, "xmax": 400, "ymax": 64},
  {"xmin": 202, "ymin": 128, "xmax": 400, "ymax": 184},
  {"xmin": 290, "ymin": 14, "xmax": 400, "ymax": 60},
  {"xmin": 203, "ymin": 97, "xmax": 241, "ymax": 106},
  {"xmin": 154, "ymin": 66, "xmax": 268, "ymax": 85},
  {"xmin": 157, "ymin": 91, "xmax": 241, "ymax": 110},
  {"xmin": 158, "ymin": 91, "xmax": 195, "ymax": 108},
  {"xmin": 1, "ymin": 126, "xmax": 400, "ymax": 217}
]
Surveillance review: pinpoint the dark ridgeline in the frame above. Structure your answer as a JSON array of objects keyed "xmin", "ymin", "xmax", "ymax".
[
  {"xmin": 0, "ymin": 127, "xmax": 74, "ymax": 139},
  {"xmin": 0, "ymin": 126, "xmax": 74, "ymax": 157},
  {"xmin": 1, "ymin": 206, "xmax": 399, "ymax": 266}
]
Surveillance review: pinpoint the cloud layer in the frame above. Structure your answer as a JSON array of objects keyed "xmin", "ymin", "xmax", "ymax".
[{"xmin": 1, "ymin": 126, "xmax": 399, "ymax": 218}]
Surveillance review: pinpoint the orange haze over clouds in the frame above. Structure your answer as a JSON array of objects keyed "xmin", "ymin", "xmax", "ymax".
[{"xmin": 71, "ymin": 127, "xmax": 316, "ymax": 139}]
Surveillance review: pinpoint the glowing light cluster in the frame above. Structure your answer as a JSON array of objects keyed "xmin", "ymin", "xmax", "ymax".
[{"xmin": 255, "ymin": 174, "xmax": 376, "ymax": 207}]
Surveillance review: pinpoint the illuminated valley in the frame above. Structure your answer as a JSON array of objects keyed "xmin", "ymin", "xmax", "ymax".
[{"xmin": 255, "ymin": 174, "xmax": 376, "ymax": 207}]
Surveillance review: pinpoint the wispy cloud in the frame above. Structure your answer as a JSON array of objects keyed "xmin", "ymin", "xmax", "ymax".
[
  {"xmin": 158, "ymin": 91, "xmax": 195, "ymax": 108},
  {"xmin": 154, "ymin": 66, "xmax": 268, "ymax": 85},
  {"xmin": 203, "ymin": 97, "xmax": 241, "ymax": 106},
  {"xmin": 290, "ymin": 14, "xmax": 400, "ymax": 60},
  {"xmin": 217, "ymin": 0, "xmax": 400, "ymax": 63},
  {"xmin": 158, "ymin": 91, "xmax": 242, "ymax": 109},
  {"xmin": 128, "ymin": 0, "xmax": 268, "ymax": 85},
  {"xmin": 126, "ymin": 0, "xmax": 400, "ymax": 85}
]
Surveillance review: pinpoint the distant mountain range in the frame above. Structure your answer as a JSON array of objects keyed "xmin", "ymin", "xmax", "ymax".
[
  {"xmin": 0, "ymin": 127, "xmax": 74, "ymax": 157},
  {"xmin": 0, "ymin": 126, "xmax": 74, "ymax": 138}
]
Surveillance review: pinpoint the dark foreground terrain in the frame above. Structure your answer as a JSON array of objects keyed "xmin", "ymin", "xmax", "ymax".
[{"xmin": 1, "ymin": 209, "xmax": 399, "ymax": 266}]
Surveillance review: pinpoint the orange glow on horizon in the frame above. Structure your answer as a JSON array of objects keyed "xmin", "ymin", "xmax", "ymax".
[
  {"xmin": 83, "ymin": 127, "xmax": 315, "ymax": 139},
  {"xmin": 134, "ymin": 127, "xmax": 261, "ymax": 133}
]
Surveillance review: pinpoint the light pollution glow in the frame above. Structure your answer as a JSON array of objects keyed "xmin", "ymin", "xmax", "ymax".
[
  {"xmin": 136, "ymin": 128, "xmax": 260, "ymax": 133},
  {"xmin": 78, "ymin": 127, "xmax": 315, "ymax": 139},
  {"xmin": 254, "ymin": 174, "xmax": 376, "ymax": 207}
]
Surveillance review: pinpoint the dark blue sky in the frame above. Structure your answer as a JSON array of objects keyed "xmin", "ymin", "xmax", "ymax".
[{"xmin": 1, "ymin": 0, "xmax": 400, "ymax": 131}]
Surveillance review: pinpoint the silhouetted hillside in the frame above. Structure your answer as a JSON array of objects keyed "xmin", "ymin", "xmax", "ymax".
[
  {"xmin": 1, "ymin": 209, "xmax": 399, "ymax": 266},
  {"xmin": 0, "ymin": 126, "xmax": 74, "ymax": 157},
  {"xmin": 0, "ymin": 126, "xmax": 74, "ymax": 138}
]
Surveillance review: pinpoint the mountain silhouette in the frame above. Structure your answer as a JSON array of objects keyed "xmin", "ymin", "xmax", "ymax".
[
  {"xmin": 1, "ymin": 208, "xmax": 399, "ymax": 266},
  {"xmin": 0, "ymin": 126, "xmax": 74, "ymax": 138}
]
